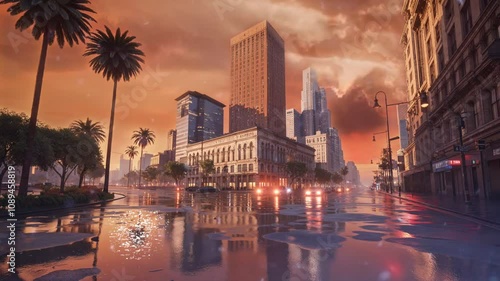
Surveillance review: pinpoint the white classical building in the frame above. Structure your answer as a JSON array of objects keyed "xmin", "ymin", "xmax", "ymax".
[
  {"xmin": 305, "ymin": 131, "xmax": 334, "ymax": 173},
  {"xmin": 185, "ymin": 127, "xmax": 315, "ymax": 190}
]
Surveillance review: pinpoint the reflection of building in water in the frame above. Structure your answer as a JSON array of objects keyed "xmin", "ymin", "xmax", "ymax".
[
  {"xmin": 170, "ymin": 193, "xmax": 264, "ymax": 274},
  {"xmin": 181, "ymin": 224, "xmax": 222, "ymax": 272}
]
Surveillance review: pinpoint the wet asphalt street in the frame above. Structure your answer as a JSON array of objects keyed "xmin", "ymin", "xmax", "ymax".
[{"xmin": 1, "ymin": 186, "xmax": 500, "ymax": 281}]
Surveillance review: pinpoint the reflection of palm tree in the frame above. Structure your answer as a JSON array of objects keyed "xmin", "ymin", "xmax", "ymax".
[
  {"xmin": 132, "ymin": 128, "xmax": 156, "ymax": 187},
  {"xmin": 125, "ymin": 145, "xmax": 139, "ymax": 187},
  {"xmin": 84, "ymin": 26, "xmax": 145, "ymax": 193},
  {"xmin": 1, "ymin": 0, "xmax": 96, "ymax": 196},
  {"xmin": 92, "ymin": 207, "xmax": 105, "ymax": 280}
]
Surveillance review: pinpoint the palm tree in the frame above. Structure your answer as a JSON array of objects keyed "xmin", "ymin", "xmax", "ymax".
[
  {"xmin": 131, "ymin": 128, "xmax": 155, "ymax": 187},
  {"xmin": 1, "ymin": 0, "xmax": 96, "ymax": 196},
  {"xmin": 84, "ymin": 26, "xmax": 145, "ymax": 193},
  {"xmin": 124, "ymin": 145, "xmax": 138, "ymax": 187},
  {"xmin": 70, "ymin": 118, "xmax": 106, "ymax": 143}
]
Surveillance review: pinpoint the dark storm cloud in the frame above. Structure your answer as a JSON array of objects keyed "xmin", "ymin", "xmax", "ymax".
[{"xmin": 329, "ymin": 68, "xmax": 405, "ymax": 134}]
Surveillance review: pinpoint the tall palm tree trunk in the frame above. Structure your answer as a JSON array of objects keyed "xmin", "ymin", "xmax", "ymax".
[
  {"xmin": 138, "ymin": 148, "xmax": 144, "ymax": 187},
  {"xmin": 19, "ymin": 32, "xmax": 49, "ymax": 197},
  {"xmin": 127, "ymin": 158, "xmax": 132, "ymax": 187},
  {"xmin": 78, "ymin": 167, "xmax": 87, "ymax": 188},
  {"xmin": 103, "ymin": 80, "xmax": 118, "ymax": 193}
]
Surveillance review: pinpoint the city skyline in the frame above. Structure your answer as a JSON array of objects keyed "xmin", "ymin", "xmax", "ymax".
[{"xmin": 0, "ymin": 1, "xmax": 408, "ymax": 184}]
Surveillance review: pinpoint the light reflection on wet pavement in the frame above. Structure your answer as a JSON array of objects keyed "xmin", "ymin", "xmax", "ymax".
[{"xmin": 1, "ymin": 187, "xmax": 500, "ymax": 281}]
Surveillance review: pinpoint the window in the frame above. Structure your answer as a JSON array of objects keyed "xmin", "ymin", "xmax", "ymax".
[
  {"xmin": 458, "ymin": 60, "xmax": 466, "ymax": 79},
  {"xmin": 435, "ymin": 21, "xmax": 441, "ymax": 42},
  {"xmin": 249, "ymin": 164, "xmax": 254, "ymax": 172},
  {"xmin": 438, "ymin": 48, "xmax": 445, "ymax": 72},
  {"xmin": 445, "ymin": 0, "xmax": 454, "ymax": 25},
  {"xmin": 466, "ymin": 101, "xmax": 477, "ymax": 131},
  {"xmin": 461, "ymin": 1, "xmax": 472, "ymax": 36},
  {"xmin": 493, "ymin": 88, "xmax": 500, "ymax": 119},
  {"xmin": 231, "ymin": 165, "xmax": 234, "ymax": 173},
  {"xmin": 447, "ymin": 26, "xmax": 457, "ymax": 57},
  {"xmin": 480, "ymin": 0, "xmax": 490, "ymax": 12},
  {"xmin": 429, "ymin": 62, "xmax": 436, "ymax": 84},
  {"xmin": 482, "ymin": 90, "xmax": 494, "ymax": 123},
  {"xmin": 426, "ymin": 39, "xmax": 432, "ymax": 60},
  {"xmin": 237, "ymin": 164, "xmax": 241, "ymax": 172},
  {"xmin": 469, "ymin": 48, "xmax": 477, "ymax": 70}
]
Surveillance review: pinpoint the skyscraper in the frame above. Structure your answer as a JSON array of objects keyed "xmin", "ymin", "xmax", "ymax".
[
  {"xmin": 317, "ymin": 88, "xmax": 331, "ymax": 133},
  {"xmin": 285, "ymin": 108, "xmax": 301, "ymax": 139},
  {"xmin": 229, "ymin": 21, "xmax": 286, "ymax": 136},
  {"xmin": 397, "ymin": 104, "xmax": 408, "ymax": 150},
  {"xmin": 301, "ymin": 67, "xmax": 319, "ymax": 136},
  {"xmin": 175, "ymin": 91, "xmax": 225, "ymax": 163},
  {"xmin": 167, "ymin": 129, "xmax": 177, "ymax": 151}
]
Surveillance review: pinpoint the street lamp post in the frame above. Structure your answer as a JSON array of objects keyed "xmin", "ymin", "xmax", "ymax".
[
  {"xmin": 457, "ymin": 114, "xmax": 471, "ymax": 203},
  {"xmin": 373, "ymin": 91, "xmax": 422, "ymax": 197},
  {"xmin": 373, "ymin": 91, "xmax": 395, "ymax": 195}
]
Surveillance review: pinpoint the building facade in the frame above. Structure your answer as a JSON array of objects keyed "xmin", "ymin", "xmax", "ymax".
[
  {"xmin": 184, "ymin": 127, "xmax": 315, "ymax": 190},
  {"xmin": 401, "ymin": 0, "xmax": 500, "ymax": 198},
  {"xmin": 305, "ymin": 131, "xmax": 334, "ymax": 173},
  {"xmin": 286, "ymin": 108, "xmax": 301, "ymax": 139},
  {"xmin": 345, "ymin": 161, "xmax": 361, "ymax": 185},
  {"xmin": 301, "ymin": 67, "xmax": 320, "ymax": 136},
  {"xmin": 167, "ymin": 129, "xmax": 177, "ymax": 151},
  {"xmin": 229, "ymin": 21, "xmax": 286, "ymax": 136},
  {"xmin": 175, "ymin": 91, "xmax": 225, "ymax": 164}
]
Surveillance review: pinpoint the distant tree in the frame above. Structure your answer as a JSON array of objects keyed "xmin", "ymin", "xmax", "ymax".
[
  {"xmin": 131, "ymin": 128, "xmax": 155, "ymax": 187},
  {"xmin": 124, "ymin": 145, "xmax": 138, "ymax": 187},
  {"xmin": 340, "ymin": 166, "xmax": 349, "ymax": 184},
  {"xmin": 1, "ymin": 0, "xmax": 96, "ymax": 196},
  {"xmin": 285, "ymin": 161, "xmax": 308, "ymax": 188},
  {"xmin": 164, "ymin": 161, "xmax": 187, "ymax": 186},
  {"xmin": 315, "ymin": 167, "xmax": 331, "ymax": 186},
  {"xmin": 124, "ymin": 170, "xmax": 139, "ymax": 186},
  {"xmin": 70, "ymin": 118, "xmax": 106, "ymax": 143},
  {"xmin": 332, "ymin": 172, "xmax": 343, "ymax": 185},
  {"xmin": 200, "ymin": 159, "xmax": 215, "ymax": 187},
  {"xmin": 143, "ymin": 166, "xmax": 159, "ymax": 185},
  {"xmin": 47, "ymin": 128, "xmax": 81, "ymax": 192},
  {"xmin": 89, "ymin": 162, "xmax": 105, "ymax": 186},
  {"xmin": 85, "ymin": 26, "xmax": 145, "ymax": 193},
  {"xmin": 75, "ymin": 136, "xmax": 103, "ymax": 188}
]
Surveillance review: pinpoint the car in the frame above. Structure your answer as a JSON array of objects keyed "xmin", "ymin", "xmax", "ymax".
[
  {"xmin": 304, "ymin": 188, "xmax": 323, "ymax": 196},
  {"xmin": 185, "ymin": 186, "xmax": 199, "ymax": 192},
  {"xmin": 255, "ymin": 186, "xmax": 292, "ymax": 196},
  {"xmin": 335, "ymin": 186, "xmax": 351, "ymax": 193},
  {"xmin": 197, "ymin": 186, "xmax": 218, "ymax": 193}
]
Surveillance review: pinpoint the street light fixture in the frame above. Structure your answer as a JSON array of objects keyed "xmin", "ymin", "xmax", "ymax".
[{"xmin": 373, "ymin": 91, "xmax": 428, "ymax": 197}]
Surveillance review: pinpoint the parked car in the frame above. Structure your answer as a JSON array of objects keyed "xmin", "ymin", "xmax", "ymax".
[
  {"xmin": 197, "ymin": 186, "xmax": 218, "ymax": 193},
  {"xmin": 185, "ymin": 186, "xmax": 199, "ymax": 192}
]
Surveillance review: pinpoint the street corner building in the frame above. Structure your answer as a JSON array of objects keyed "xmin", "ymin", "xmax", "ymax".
[
  {"xmin": 184, "ymin": 127, "xmax": 315, "ymax": 190},
  {"xmin": 400, "ymin": 0, "xmax": 500, "ymax": 198}
]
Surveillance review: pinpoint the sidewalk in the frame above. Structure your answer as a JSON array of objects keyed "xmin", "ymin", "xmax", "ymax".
[{"xmin": 383, "ymin": 190, "xmax": 500, "ymax": 225}]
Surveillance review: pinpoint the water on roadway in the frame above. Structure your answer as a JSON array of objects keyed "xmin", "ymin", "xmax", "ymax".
[{"xmin": 1, "ymin": 186, "xmax": 499, "ymax": 281}]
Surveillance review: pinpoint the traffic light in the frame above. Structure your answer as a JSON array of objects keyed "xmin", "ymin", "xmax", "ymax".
[{"xmin": 477, "ymin": 140, "xmax": 486, "ymax": 151}]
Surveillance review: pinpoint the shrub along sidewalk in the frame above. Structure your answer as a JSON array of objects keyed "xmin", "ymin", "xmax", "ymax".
[{"xmin": 0, "ymin": 186, "xmax": 118, "ymax": 216}]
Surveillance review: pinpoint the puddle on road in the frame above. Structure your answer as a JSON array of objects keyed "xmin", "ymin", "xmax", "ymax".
[{"xmin": 1, "ymin": 189, "xmax": 499, "ymax": 281}]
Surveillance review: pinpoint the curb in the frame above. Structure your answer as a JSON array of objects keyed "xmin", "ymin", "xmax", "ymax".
[
  {"xmin": 379, "ymin": 191, "xmax": 500, "ymax": 227},
  {"xmin": 0, "ymin": 192, "xmax": 126, "ymax": 218}
]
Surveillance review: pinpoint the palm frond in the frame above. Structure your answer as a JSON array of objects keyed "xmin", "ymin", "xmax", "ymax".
[{"xmin": 84, "ymin": 25, "xmax": 145, "ymax": 82}]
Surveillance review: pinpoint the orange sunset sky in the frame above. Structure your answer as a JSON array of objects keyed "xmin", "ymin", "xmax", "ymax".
[{"xmin": 0, "ymin": 0, "xmax": 408, "ymax": 185}]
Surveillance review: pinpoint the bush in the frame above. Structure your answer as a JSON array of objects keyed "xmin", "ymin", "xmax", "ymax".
[{"xmin": 0, "ymin": 186, "xmax": 115, "ymax": 210}]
